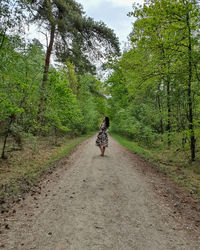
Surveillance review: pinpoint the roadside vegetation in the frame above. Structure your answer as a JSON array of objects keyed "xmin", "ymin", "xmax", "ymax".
[
  {"xmin": 112, "ymin": 133, "xmax": 200, "ymax": 199},
  {"xmin": 1, "ymin": 0, "xmax": 200, "ymax": 203},
  {"xmin": 107, "ymin": 0, "xmax": 200, "ymax": 198},
  {"xmin": 0, "ymin": 0, "xmax": 119, "ymax": 202},
  {"xmin": 0, "ymin": 133, "xmax": 94, "ymax": 204}
]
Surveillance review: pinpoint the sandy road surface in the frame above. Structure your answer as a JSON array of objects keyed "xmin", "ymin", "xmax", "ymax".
[{"xmin": 1, "ymin": 135, "xmax": 200, "ymax": 250}]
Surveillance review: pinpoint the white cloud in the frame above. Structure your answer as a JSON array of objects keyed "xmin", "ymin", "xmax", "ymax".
[
  {"xmin": 77, "ymin": 0, "xmax": 100, "ymax": 9},
  {"xmin": 76, "ymin": 0, "xmax": 144, "ymax": 45},
  {"xmin": 77, "ymin": 0, "xmax": 144, "ymax": 9},
  {"xmin": 108, "ymin": 0, "xmax": 143, "ymax": 7}
]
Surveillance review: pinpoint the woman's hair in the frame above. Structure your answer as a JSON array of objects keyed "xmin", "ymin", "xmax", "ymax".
[{"xmin": 104, "ymin": 116, "xmax": 110, "ymax": 128}]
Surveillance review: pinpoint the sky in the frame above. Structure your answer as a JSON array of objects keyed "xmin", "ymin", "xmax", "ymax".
[
  {"xmin": 76, "ymin": 0, "xmax": 144, "ymax": 47},
  {"xmin": 26, "ymin": 0, "xmax": 144, "ymax": 71},
  {"xmin": 27, "ymin": 0, "xmax": 144, "ymax": 49}
]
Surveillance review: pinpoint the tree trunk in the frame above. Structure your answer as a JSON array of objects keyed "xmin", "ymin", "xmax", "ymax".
[
  {"xmin": 186, "ymin": 13, "xmax": 195, "ymax": 161},
  {"xmin": 166, "ymin": 75, "xmax": 171, "ymax": 148},
  {"xmin": 160, "ymin": 47, "xmax": 171, "ymax": 146},
  {"xmin": 37, "ymin": 24, "xmax": 55, "ymax": 122},
  {"xmin": 0, "ymin": 29, "xmax": 7, "ymax": 50},
  {"xmin": 1, "ymin": 115, "xmax": 15, "ymax": 159},
  {"xmin": 157, "ymin": 85, "xmax": 164, "ymax": 134}
]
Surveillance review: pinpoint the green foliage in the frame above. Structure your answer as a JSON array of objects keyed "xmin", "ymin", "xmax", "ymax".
[
  {"xmin": 0, "ymin": 36, "xmax": 44, "ymax": 129},
  {"xmin": 78, "ymin": 74, "xmax": 107, "ymax": 133},
  {"xmin": 110, "ymin": 106, "xmax": 158, "ymax": 145},
  {"xmin": 0, "ymin": 0, "xmax": 115, "ymax": 158},
  {"xmin": 0, "ymin": 32, "xmax": 106, "ymax": 158},
  {"xmin": 44, "ymin": 68, "xmax": 84, "ymax": 135},
  {"xmin": 27, "ymin": 0, "xmax": 120, "ymax": 74},
  {"xmin": 107, "ymin": 0, "xmax": 200, "ymax": 160}
]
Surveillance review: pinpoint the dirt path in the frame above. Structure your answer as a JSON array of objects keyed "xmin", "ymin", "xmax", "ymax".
[{"xmin": 1, "ymin": 135, "xmax": 200, "ymax": 250}]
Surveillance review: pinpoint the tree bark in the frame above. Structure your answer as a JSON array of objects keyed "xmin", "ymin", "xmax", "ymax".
[
  {"xmin": 186, "ymin": 12, "xmax": 195, "ymax": 161},
  {"xmin": 1, "ymin": 115, "xmax": 15, "ymax": 159},
  {"xmin": 37, "ymin": 24, "xmax": 55, "ymax": 122},
  {"xmin": 166, "ymin": 75, "xmax": 171, "ymax": 148},
  {"xmin": 157, "ymin": 85, "xmax": 164, "ymax": 134},
  {"xmin": 0, "ymin": 29, "xmax": 7, "ymax": 50}
]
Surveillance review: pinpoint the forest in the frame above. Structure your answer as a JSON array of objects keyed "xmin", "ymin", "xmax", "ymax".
[
  {"xmin": 1, "ymin": 1, "xmax": 200, "ymax": 247},
  {"xmin": 107, "ymin": 0, "xmax": 200, "ymax": 163},
  {"xmin": 0, "ymin": 0, "xmax": 119, "ymax": 158},
  {"xmin": 1, "ymin": 0, "xmax": 200, "ymax": 198}
]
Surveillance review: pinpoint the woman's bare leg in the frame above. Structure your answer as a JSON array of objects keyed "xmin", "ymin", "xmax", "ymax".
[
  {"xmin": 99, "ymin": 146, "xmax": 103, "ymax": 155},
  {"xmin": 102, "ymin": 147, "xmax": 105, "ymax": 156}
]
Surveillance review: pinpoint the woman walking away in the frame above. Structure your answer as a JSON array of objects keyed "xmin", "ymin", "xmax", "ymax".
[{"xmin": 96, "ymin": 116, "xmax": 109, "ymax": 156}]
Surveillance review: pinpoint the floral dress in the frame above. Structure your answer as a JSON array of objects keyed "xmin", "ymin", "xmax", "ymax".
[{"xmin": 96, "ymin": 123, "xmax": 108, "ymax": 147}]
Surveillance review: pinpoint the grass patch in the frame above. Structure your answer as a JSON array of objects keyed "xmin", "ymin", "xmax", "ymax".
[
  {"xmin": 0, "ymin": 133, "xmax": 94, "ymax": 203},
  {"xmin": 111, "ymin": 133, "xmax": 152, "ymax": 159},
  {"xmin": 112, "ymin": 133, "xmax": 200, "ymax": 199}
]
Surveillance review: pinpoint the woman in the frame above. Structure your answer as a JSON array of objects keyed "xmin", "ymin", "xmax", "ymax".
[{"xmin": 96, "ymin": 116, "xmax": 109, "ymax": 156}]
